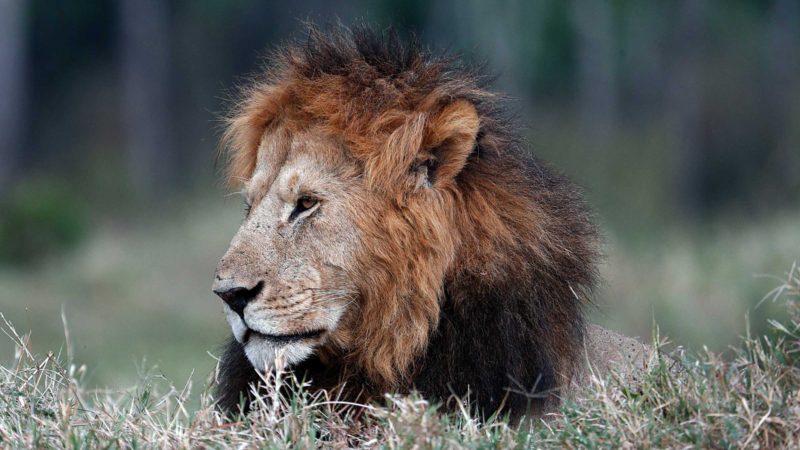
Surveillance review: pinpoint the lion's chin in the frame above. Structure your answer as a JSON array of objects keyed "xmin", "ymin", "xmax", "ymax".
[{"xmin": 243, "ymin": 335, "xmax": 316, "ymax": 372}]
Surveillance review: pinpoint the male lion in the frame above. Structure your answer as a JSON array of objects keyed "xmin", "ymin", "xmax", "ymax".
[{"xmin": 212, "ymin": 25, "xmax": 650, "ymax": 419}]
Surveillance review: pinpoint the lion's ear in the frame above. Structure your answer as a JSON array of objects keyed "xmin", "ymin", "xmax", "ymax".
[{"xmin": 418, "ymin": 99, "xmax": 480, "ymax": 187}]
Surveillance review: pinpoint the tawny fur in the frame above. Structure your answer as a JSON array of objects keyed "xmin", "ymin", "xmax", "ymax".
[{"xmin": 216, "ymin": 24, "xmax": 603, "ymax": 418}]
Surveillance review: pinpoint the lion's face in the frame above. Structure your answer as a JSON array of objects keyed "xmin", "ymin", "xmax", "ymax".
[
  {"xmin": 217, "ymin": 51, "xmax": 483, "ymax": 383},
  {"xmin": 212, "ymin": 28, "xmax": 600, "ymax": 418},
  {"xmin": 213, "ymin": 127, "xmax": 365, "ymax": 372}
]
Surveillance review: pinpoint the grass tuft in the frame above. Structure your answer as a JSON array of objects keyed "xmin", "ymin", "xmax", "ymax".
[{"xmin": 1, "ymin": 264, "xmax": 798, "ymax": 448}]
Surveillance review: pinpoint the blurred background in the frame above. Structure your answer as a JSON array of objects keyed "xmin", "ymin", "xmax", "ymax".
[{"xmin": 0, "ymin": 0, "xmax": 798, "ymax": 390}]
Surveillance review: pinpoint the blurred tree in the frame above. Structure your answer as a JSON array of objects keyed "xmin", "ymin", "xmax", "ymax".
[
  {"xmin": 3, "ymin": 0, "xmax": 799, "ymax": 220},
  {"xmin": 621, "ymin": 1, "xmax": 674, "ymax": 128},
  {"xmin": 372, "ymin": 0, "xmax": 430, "ymax": 29},
  {"xmin": 533, "ymin": 1, "xmax": 577, "ymax": 99},
  {"xmin": 424, "ymin": 0, "xmax": 545, "ymax": 102},
  {"xmin": 667, "ymin": 0, "xmax": 706, "ymax": 218},
  {"xmin": 0, "ymin": 0, "xmax": 27, "ymax": 199},
  {"xmin": 571, "ymin": 0, "xmax": 617, "ymax": 140},
  {"xmin": 765, "ymin": 0, "xmax": 800, "ymax": 200},
  {"xmin": 119, "ymin": 0, "xmax": 174, "ymax": 196}
]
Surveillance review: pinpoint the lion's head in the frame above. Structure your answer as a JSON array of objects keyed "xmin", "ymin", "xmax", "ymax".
[{"xmin": 213, "ymin": 25, "xmax": 598, "ymax": 418}]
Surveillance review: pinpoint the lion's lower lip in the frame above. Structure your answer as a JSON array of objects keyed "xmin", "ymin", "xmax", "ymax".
[{"xmin": 244, "ymin": 328, "xmax": 325, "ymax": 345}]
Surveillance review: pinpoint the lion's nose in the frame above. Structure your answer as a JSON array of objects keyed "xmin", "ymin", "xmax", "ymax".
[{"xmin": 213, "ymin": 281, "xmax": 264, "ymax": 318}]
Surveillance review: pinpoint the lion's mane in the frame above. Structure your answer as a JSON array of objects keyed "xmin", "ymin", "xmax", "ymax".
[{"xmin": 216, "ymin": 24, "xmax": 599, "ymax": 418}]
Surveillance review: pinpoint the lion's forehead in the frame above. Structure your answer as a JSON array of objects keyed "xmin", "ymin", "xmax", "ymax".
[{"xmin": 248, "ymin": 127, "xmax": 354, "ymax": 200}]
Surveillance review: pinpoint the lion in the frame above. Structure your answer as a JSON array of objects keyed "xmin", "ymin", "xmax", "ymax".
[{"xmin": 212, "ymin": 25, "xmax": 652, "ymax": 419}]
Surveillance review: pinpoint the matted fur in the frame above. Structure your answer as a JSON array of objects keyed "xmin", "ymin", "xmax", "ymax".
[{"xmin": 216, "ymin": 24, "xmax": 599, "ymax": 418}]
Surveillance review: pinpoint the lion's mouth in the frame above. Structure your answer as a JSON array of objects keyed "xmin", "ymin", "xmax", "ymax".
[{"xmin": 243, "ymin": 328, "xmax": 325, "ymax": 345}]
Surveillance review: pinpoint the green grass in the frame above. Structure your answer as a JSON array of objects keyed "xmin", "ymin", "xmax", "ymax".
[{"xmin": 0, "ymin": 263, "xmax": 797, "ymax": 447}]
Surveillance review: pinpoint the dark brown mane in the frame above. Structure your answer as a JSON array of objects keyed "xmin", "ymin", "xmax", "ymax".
[{"xmin": 217, "ymin": 23, "xmax": 599, "ymax": 419}]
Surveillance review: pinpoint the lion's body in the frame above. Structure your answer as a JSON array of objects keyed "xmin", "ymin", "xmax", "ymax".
[{"xmin": 213, "ymin": 25, "xmax": 649, "ymax": 419}]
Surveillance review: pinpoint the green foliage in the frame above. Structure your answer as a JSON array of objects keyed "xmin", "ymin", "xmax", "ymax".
[{"xmin": 0, "ymin": 180, "xmax": 88, "ymax": 266}]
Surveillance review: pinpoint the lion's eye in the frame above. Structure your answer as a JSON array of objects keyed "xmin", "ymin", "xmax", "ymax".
[
  {"xmin": 299, "ymin": 196, "xmax": 317, "ymax": 211},
  {"xmin": 290, "ymin": 195, "xmax": 319, "ymax": 221},
  {"xmin": 297, "ymin": 197, "xmax": 317, "ymax": 209}
]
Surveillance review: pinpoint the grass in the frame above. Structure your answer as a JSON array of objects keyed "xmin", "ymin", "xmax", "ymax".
[{"xmin": 1, "ymin": 264, "xmax": 798, "ymax": 448}]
